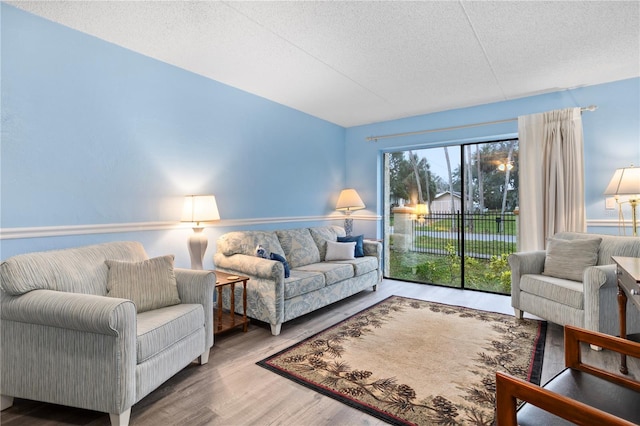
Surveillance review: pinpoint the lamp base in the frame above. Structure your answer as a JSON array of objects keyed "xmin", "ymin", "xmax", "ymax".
[
  {"xmin": 344, "ymin": 217, "xmax": 354, "ymax": 236},
  {"xmin": 188, "ymin": 227, "xmax": 208, "ymax": 270}
]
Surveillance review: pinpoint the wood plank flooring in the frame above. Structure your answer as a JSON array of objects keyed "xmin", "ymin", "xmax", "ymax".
[{"xmin": 1, "ymin": 279, "xmax": 636, "ymax": 425}]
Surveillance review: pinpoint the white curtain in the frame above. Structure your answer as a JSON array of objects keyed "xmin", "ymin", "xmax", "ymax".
[{"xmin": 517, "ymin": 108, "xmax": 586, "ymax": 251}]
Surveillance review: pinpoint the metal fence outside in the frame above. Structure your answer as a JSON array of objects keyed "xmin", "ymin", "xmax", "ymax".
[{"xmin": 410, "ymin": 211, "xmax": 517, "ymax": 259}]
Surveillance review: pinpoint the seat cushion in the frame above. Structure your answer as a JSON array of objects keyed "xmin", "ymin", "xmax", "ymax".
[
  {"xmin": 136, "ymin": 303, "xmax": 204, "ymax": 363},
  {"xmin": 295, "ymin": 262, "xmax": 354, "ymax": 285},
  {"xmin": 329, "ymin": 256, "xmax": 378, "ymax": 276},
  {"xmin": 517, "ymin": 369, "xmax": 640, "ymax": 425},
  {"xmin": 520, "ymin": 274, "xmax": 584, "ymax": 310},
  {"xmin": 276, "ymin": 228, "xmax": 321, "ymax": 268},
  {"xmin": 283, "ymin": 270, "xmax": 325, "ymax": 299}
]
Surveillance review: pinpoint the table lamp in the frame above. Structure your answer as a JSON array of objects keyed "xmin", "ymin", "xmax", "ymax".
[
  {"xmin": 336, "ymin": 188, "xmax": 365, "ymax": 236},
  {"xmin": 181, "ymin": 195, "xmax": 220, "ymax": 269},
  {"xmin": 604, "ymin": 165, "xmax": 640, "ymax": 236}
]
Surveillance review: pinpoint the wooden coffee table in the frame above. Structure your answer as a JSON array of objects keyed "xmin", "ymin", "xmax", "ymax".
[{"xmin": 213, "ymin": 271, "xmax": 250, "ymax": 335}]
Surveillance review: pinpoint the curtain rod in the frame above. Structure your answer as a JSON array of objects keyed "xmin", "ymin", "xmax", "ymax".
[{"xmin": 365, "ymin": 105, "xmax": 598, "ymax": 142}]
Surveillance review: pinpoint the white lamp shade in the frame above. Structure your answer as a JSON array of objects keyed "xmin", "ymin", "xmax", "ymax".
[
  {"xmin": 604, "ymin": 166, "xmax": 640, "ymax": 196},
  {"xmin": 181, "ymin": 195, "xmax": 220, "ymax": 224},
  {"xmin": 336, "ymin": 189, "xmax": 365, "ymax": 211}
]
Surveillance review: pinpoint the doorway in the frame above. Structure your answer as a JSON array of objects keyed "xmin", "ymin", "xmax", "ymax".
[{"xmin": 383, "ymin": 139, "xmax": 519, "ymax": 294}]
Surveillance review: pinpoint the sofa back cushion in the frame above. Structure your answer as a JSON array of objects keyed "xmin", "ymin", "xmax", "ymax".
[
  {"xmin": 276, "ymin": 228, "xmax": 320, "ymax": 268},
  {"xmin": 309, "ymin": 226, "xmax": 346, "ymax": 260},
  {"xmin": 553, "ymin": 232, "xmax": 640, "ymax": 266},
  {"xmin": 216, "ymin": 231, "xmax": 285, "ymax": 258},
  {"xmin": 0, "ymin": 241, "xmax": 148, "ymax": 296}
]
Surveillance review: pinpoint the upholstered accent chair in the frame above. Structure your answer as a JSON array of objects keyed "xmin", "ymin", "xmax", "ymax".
[
  {"xmin": 509, "ymin": 232, "xmax": 640, "ymax": 338},
  {"xmin": 0, "ymin": 242, "xmax": 215, "ymax": 426}
]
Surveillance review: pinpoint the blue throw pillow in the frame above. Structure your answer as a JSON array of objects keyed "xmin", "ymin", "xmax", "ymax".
[
  {"xmin": 337, "ymin": 235, "xmax": 364, "ymax": 257},
  {"xmin": 270, "ymin": 253, "xmax": 290, "ymax": 278}
]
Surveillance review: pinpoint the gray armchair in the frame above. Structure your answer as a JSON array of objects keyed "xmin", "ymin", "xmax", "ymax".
[
  {"xmin": 509, "ymin": 232, "xmax": 640, "ymax": 337},
  {"xmin": 0, "ymin": 242, "xmax": 215, "ymax": 426}
]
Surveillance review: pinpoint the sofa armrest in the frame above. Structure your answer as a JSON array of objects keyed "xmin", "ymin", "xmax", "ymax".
[
  {"xmin": 363, "ymin": 240, "xmax": 383, "ymax": 282},
  {"xmin": 1, "ymin": 289, "xmax": 136, "ymax": 414},
  {"xmin": 508, "ymin": 250, "xmax": 546, "ymax": 310},
  {"xmin": 174, "ymin": 269, "xmax": 216, "ymax": 350},
  {"xmin": 213, "ymin": 253, "xmax": 285, "ymax": 281}
]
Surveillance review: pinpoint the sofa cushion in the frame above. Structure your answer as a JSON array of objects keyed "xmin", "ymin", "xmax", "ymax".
[
  {"xmin": 295, "ymin": 262, "xmax": 355, "ymax": 285},
  {"xmin": 217, "ymin": 231, "xmax": 285, "ymax": 257},
  {"xmin": 520, "ymin": 274, "xmax": 584, "ymax": 310},
  {"xmin": 338, "ymin": 235, "xmax": 365, "ymax": 257},
  {"xmin": 325, "ymin": 241, "xmax": 356, "ymax": 261},
  {"xmin": 309, "ymin": 226, "xmax": 346, "ymax": 260},
  {"xmin": 106, "ymin": 255, "xmax": 181, "ymax": 313},
  {"xmin": 0, "ymin": 241, "xmax": 148, "ymax": 296},
  {"xmin": 542, "ymin": 237, "xmax": 601, "ymax": 282},
  {"xmin": 136, "ymin": 303, "xmax": 204, "ymax": 363},
  {"xmin": 276, "ymin": 228, "xmax": 321, "ymax": 268},
  {"xmin": 329, "ymin": 256, "xmax": 379, "ymax": 276},
  {"xmin": 284, "ymin": 270, "xmax": 325, "ymax": 299}
]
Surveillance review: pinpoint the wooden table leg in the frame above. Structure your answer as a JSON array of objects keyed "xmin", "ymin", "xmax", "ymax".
[
  {"xmin": 217, "ymin": 286, "xmax": 223, "ymax": 333},
  {"xmin": 242, "ymin": 280, "xmax": 248, "ymax": 332},
  {"xmin": 618, "ymin": 284, "xmax": 628, "ymax": 374},
  {"xmin": 230, "ymin": 283, "xmax": 236, "ymax": 327}
]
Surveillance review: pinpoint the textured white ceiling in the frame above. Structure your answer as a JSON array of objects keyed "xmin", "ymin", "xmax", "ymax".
[{"xmin": 9, "ymin": 1, "xmax": 640, "ymax": 127}]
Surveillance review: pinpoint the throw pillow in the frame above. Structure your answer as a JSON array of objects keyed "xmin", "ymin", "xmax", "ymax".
[
  {"xmin": 270, "ymin": 253, "xmax": 291, "ymax": 278},
  {"xmin": 337, "ymin": 235, "xmax": 365, "ymax": 257},
  {"xmin": 325, "ymin": 241, "xmax": 357, "ymax": 261},
  {"xmin": 542, "ymin": 237, "xmax": 602, "ymax": 282},
  {"xmin": 105, "ymin": 255, "xmax": 181, "ymax": 313}
]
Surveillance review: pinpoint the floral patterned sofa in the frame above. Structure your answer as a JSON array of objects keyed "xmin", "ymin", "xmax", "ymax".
[{"xmin": 213, "ymin": 226, "xmax": 382, "ymax": 335}]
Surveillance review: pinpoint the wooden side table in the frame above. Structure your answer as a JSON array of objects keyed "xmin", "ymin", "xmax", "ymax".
[
  {"xmin": 213, "ymin": 270, "xmax": 250, "ymax": 335},
  {"xmin": 613, "ymin": 256, "xmax": 640, "ymax": 374}
]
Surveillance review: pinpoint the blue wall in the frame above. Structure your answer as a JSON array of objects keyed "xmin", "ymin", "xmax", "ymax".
[
  {"xmin": 1, "ymin": 5, "xmax": 346, "ymax": 267},
  {"xmin": 2, "ymin": 4, "xmax": 639, "ymax": 266},
  {"xmin": 346, "ymin": 78, "xmax": 640, "ymax": 238}
]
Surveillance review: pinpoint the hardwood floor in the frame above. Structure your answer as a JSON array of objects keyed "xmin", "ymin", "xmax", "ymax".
[{"xmin": 1, "ymin": 279, "xmax": 636, "ymax": 425}]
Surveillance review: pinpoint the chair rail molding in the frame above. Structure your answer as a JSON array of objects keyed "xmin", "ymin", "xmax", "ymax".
[{"xmin": 0, "ymin": 214, "xmax": 381, "ymax": 240}]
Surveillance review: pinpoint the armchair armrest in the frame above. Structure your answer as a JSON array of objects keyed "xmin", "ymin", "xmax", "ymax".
[
  {"xmin": 583, "ymin": 264, "xmax": 618, "ymax": 333},
  {"xmin": 563, "ymin": 326, "xmax": 640, "ymax": 390},
  {"xmin": 174, "ymin": 269, "xmax": 216, "ymax": 350},
  {"xmin": 508, "ymin": 250, "xmax": 546, "ymax": 310},
  {"xmin": 496, "ymin": 371, "xmax": 635, "ymax": 426},
  {"xmin": 496, "ymin": 326, "xmax": 640, "ymax": 426},
  {"xmin": 1, "ymin": 289, "xmax": 135, "ymax": 334},
  {"xmin": 1, "ymin": 289, "xmax": 137, "ymax": 415}
]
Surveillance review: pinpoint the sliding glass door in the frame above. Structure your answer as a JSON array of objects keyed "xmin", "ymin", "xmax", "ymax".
[{"xmin": 383, "ymin": 139, "xmax": 518, "ymax": 294}]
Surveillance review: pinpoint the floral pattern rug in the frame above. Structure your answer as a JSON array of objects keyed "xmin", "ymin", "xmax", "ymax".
[{"xmin": 257, "ymin": 296, "xmax": 546, "ymax": 425}]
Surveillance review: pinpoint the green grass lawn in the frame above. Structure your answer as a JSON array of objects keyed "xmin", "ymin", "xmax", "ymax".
[{"xmin": 388, "ymin": 247, "xmax": 512, "ymax": 295}]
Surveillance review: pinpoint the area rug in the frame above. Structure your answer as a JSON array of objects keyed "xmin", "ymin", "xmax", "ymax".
[{"xmin": 257, "ymin": 295, "xmax": 546, "ymax": 425}]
